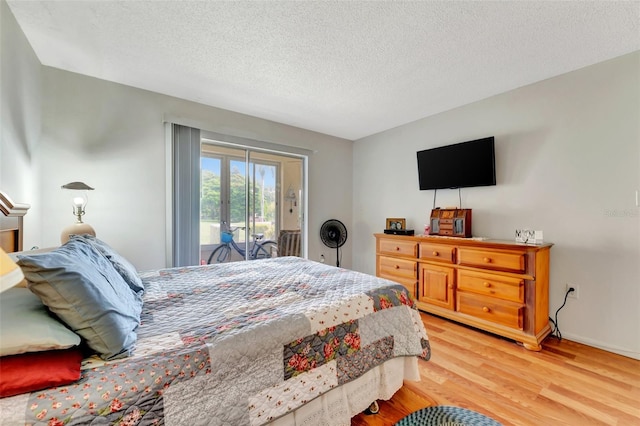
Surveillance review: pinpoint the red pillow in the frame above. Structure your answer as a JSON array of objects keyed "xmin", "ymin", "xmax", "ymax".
[{"xmin": 0, "ymin": 348, "xmax": 83, "ymax": 397}]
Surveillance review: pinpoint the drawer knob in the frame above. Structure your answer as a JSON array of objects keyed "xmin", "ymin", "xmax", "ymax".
[
  {"xmin": 483, "ymin": 306, "xmax": 491, "ymax": 313},
  {"xmin": 395, "ymin": 265, "xmax": 400, "ymax": 269},
  {"xmin": 483, "ymin": 257, "xmax": 491, "ymax": 263},
  {"xmin": 395, "ymin": 246, "xmax": 401, "ymax": 251},
  {"xmin": 484, "ymin": 282, "xmax": 491, "ymax": 288},
  {"xmin": 433, "ymin": 251, "xmax": 439, "ymax": 256}
]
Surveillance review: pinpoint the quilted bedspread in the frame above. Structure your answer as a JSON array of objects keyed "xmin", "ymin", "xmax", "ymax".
[{"xmin": 0, "ymin": 257, "xmax": 430, "ymax": 425}]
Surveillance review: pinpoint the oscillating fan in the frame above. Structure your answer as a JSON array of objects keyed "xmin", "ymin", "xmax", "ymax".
[{"xmin": 320, "ymin": 219, "xmax": 347, "ymax": 267}]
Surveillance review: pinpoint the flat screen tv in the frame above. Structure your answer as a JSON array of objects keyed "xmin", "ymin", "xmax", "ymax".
[{"xmin": 417, "ymin": 136, "xmax": 496, "ymax": 190}]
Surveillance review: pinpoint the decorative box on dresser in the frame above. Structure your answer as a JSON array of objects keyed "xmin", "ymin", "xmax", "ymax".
[{"xmin": 375, "ymin": 233, "xmax": 553, "ymax": 351}]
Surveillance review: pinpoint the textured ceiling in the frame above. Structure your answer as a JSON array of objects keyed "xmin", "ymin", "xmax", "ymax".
[{"xmin": 7, "ymin": 1, "xmax": 640, "ymax": 140}]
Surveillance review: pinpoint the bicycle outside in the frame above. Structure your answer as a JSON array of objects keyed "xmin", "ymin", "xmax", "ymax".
[{"xmin": 206, "ymin": 224, "xmax": 278, "ymax": 264}]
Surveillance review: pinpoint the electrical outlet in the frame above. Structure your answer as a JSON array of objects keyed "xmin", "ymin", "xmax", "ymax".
[{"xmin": 566, "ymin": 283, "xmax": 579, "ymax": 299}]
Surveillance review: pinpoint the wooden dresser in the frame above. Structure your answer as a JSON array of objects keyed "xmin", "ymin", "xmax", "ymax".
[{"xmin": 375, "ymin": 233, "xmax": 552, "ymax": 350}]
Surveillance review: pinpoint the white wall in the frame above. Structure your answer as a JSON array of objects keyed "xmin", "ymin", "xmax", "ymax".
[
  {"xmin": 353, "ymin": 51, "xmax": 640, "ymax": 359},
  {"xmin": 281, "ymin": 159, "xmax": 303, "ymax": 231},
  {"xmin": 0, "ymin": 0, "xmax": 42, "ymax": 243},
  {"xmin": 35, "ymin": 68, "xmax": 353, "ymax": 270}
]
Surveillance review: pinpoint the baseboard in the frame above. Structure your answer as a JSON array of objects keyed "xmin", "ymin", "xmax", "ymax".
[{"xmin": 559, "ymin": 332, "xmax": 640, "ymax": 360}]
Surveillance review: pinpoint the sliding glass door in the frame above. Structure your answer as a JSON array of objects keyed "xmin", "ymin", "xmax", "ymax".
[
  {"xmin": 199, "ymin": 142, "xmax": 302, "ymax": 264},
  {"xmin": 170, "ymin": 123, "xmax": 307, "ymax": 267}
]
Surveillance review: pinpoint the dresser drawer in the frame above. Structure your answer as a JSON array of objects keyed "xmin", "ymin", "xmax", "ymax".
[
  {"xmin": 457, "ymin": 269, "xmax": 524, "ymax": 303},
  {"xmin": 419, "ymin": 243, "xmax": 455, "ymax": 264},
  {"xmin": 458, "ymin": 248, "xmax": 526, "ymax": 273},
  {"xmin": 378, "ymin": 255, "xmax": 417, "ymax": 281},
  {"xmin": 378, "ymin": 239, "xmax": 418, "ymax": 257},
  {"xmin": 457, "ymin": 292, "xmax": 524, "ymax": 330}
]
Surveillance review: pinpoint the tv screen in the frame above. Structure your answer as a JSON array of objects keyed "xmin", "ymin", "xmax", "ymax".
[{"xmin": 417, "ymin": 137, "xmax": 496, "ymax": 190}]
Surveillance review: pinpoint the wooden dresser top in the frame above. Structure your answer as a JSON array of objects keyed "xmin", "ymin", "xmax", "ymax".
[{"xmin": 374, "ymin": 233, "xmax": 553, "ymax": 252}]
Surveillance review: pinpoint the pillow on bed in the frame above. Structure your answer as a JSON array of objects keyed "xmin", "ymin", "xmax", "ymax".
[
  {"xmin": 70, "ymin": 234, "xmax": 144, "ymax": 295},
  {"xmin": 17, "ymin": 238, "xmax": 143, "ymax": 360},
  {"xmin": 0, "ymin": 288, "xmax": 81, "ymax": 356},
  {"xmin": 0, "ymin": 347, "xmax": 83, "ymax": 397}
]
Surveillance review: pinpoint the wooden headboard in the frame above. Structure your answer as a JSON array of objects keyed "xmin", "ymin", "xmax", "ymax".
[{"xmin": 0, "ymin": 191, "xmax": 30, "ymax": 253}]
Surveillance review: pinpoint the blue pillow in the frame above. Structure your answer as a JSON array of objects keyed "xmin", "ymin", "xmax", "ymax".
[
  {"xmin": 70, "ymin": 234, "xmax": 144, "ymax": 296},
  {"xmin": 17, "ymin": 238, "xmax": 142, "ymax": 360}
]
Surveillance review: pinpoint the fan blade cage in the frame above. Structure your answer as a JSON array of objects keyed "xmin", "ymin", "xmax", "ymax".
[{"xmin": 320, "ymin": 219, "xmax": 347, "ymax": 249}]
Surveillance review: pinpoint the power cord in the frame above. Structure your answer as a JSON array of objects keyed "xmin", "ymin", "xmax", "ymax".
[{"xmin": 549, "ymin": 286, "xmax": 574, "ymax": 341}]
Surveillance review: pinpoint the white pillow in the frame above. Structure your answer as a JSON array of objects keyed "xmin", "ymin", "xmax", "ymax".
[{"xmin": 0, "ymin": 287, "xmax": 81, "ymax": 356}]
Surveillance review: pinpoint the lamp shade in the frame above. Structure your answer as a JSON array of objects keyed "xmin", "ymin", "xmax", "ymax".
[
  {"xmin": 61, "ymin": 182, "xmax": 94, "ymax": 191},
  {"xmin": 0, "ymin": 248, "xmax": 25, "ymax": 293}
]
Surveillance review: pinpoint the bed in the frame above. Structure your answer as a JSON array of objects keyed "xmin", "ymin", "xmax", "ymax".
[
  {"xmin": 0, "ymin": 200, "xmax": 430, "ymax": 425},
  {"xmin": 0, "ymin": 191, "xmax": 30, "ymax": 253}
]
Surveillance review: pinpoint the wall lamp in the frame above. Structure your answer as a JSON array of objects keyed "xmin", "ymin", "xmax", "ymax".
[{"xmin": 285, "ymin": 185, "xmax": 297, "ymax": 214}]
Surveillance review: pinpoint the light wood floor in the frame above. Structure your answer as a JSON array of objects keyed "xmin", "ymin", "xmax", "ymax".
[{"xmin": 352, "ymin": 313, "xmax": 640, "ymax": 426}]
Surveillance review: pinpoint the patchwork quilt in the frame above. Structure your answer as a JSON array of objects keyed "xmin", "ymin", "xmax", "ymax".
[{"xmin": 0, "ymin": 257, "xmax": 430, "ymax": 425}]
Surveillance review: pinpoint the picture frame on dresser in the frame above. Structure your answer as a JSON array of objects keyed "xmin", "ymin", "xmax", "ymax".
[{"xmin": 386, "ymin": 218, "xmax": 406, "ymax": 230}]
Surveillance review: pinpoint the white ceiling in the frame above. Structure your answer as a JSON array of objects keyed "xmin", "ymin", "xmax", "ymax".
[{"xmin": 7, "ymin": 1, "xmax": 640, "ymax": 140}]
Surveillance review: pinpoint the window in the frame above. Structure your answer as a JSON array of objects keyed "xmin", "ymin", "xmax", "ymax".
[{"xmin": 169, "ymin": 124, "xmax": 308, "ymax": 266}]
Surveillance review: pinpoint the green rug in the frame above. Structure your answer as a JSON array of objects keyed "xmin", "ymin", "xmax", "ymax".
[{"xmin": 394, "ymin": 405, "xmax": 502, "ymax": 426}]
